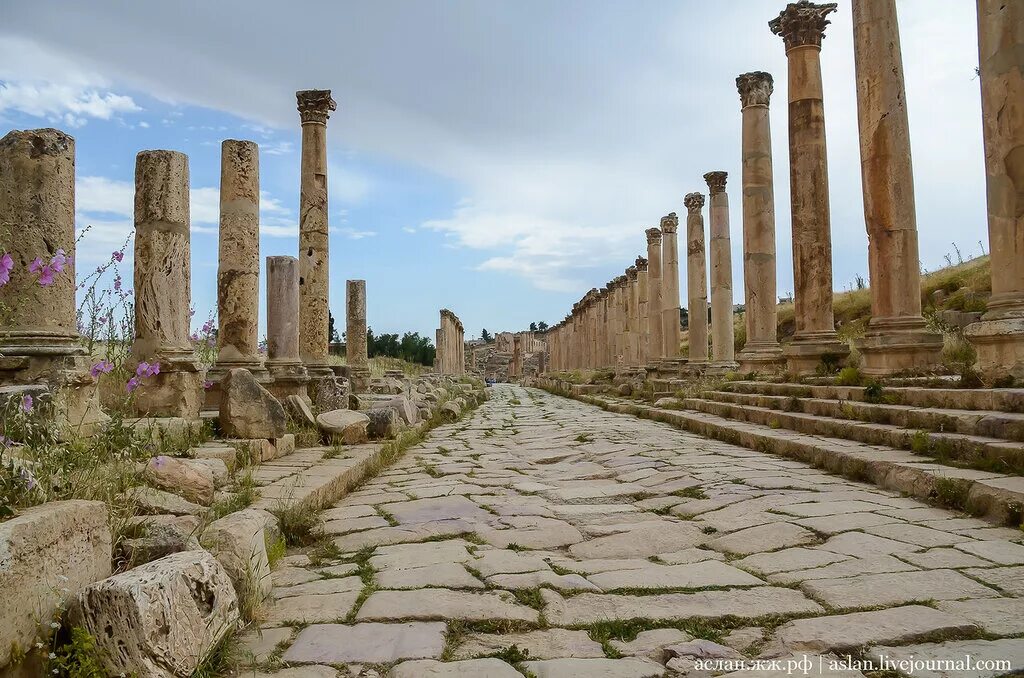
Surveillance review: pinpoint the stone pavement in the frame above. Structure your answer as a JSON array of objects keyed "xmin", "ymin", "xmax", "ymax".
[{"xmin": 243, "ymin": 385, "xmax": 1024, "ymax": 677}]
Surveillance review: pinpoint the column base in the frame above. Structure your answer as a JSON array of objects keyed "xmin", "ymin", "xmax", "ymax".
[
  {"xmin": 706, "ymin": 361, "xmax": 740, "ymax": 376},
  {"xmin": 132, "ymin": 358, "xmax": 203, "ymax": 419},
  {"xmin": 783, "ymin": 331, "xmax": 850, "ymax": 376},
  {"xmin": 0, "ymin": 331, "xmax": 87, "ymax": 385},
  {"xmin": 349, "ymin": 365, "xmax": 372, "ymax": 393},
  {"xmin": 965, "ymin": 316, "xmax": 1024, "ymax": 382},
  {"xmin": 736, "ymin": 341, "xmax": 785, "ymax": 374},
  {"xmin": 857, "ymin": 317, "xmax": 944, "ymax": 377},
  {"xmin": 204, "ymin": 359, "xmax": 271, "ymax": 410},
  {"xmin": 303, "ymin": 361, "xmax": 336, "ymax": 380},
  {"xmin": 266, "ymin": 360, "xmax": 311, "ymax": 402}
]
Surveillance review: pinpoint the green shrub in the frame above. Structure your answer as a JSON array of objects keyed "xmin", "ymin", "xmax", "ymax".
[{"xmin": 835, "ymin": 367, "xmax": 862, "ymax": 386}]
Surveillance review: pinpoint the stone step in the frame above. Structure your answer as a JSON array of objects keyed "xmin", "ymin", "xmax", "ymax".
[
  {"xmin": 566, "ymin": 393, "xmax": 1024, "ymax": 527},
  {"xmin": 251, "ymin": 443, "xmax": 388, "ymax": 514},
  {"xmin": 703, "ymin": 390, "xmax": 1024, "ymax": 444},
  {"xmin": 721, "ymin": 380, "xmax": 1024, "ymax": 414},
  {"xmin": 682, "ymin": 396, "xmax": 1024, "ymax": 476}
]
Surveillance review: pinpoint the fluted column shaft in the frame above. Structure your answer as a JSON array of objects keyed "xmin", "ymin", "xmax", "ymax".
[
  {"xmin": 645, "ymin": 229, "xmax": 665, "ymax": 361},
  {"xmin": 661, "ymin": 214, "xmax": 682, "ymax": 358},
  {"xmin": 736, "ymin": 73, "xmax": 785, "ymax": 370},
  {"xmin": 637, "ymin": 258, "xmax": 650, "ymax": 365},
  {"xmin": 706, "ymin": 173, "xmax": 736, "ymax": 366},
  {"xmin": 296, "ymin": 90, "xmax": 336, "ymax": 377},
  {"xmin": 683, "ymin": 199, "xmax": 709, "ymax": 363},
  {"xmin": 966, "ymin": 0, "xmax": 1024, "ymax": 380}
]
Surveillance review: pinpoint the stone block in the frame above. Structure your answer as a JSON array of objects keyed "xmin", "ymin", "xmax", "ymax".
[
  {"xmin": 146, "ymin": 455, "xmax": 216, "ymax": 505},
  {"xmin": 73, "ymin": 550, "xmax": 239, "ymax": 677},
  {"xmin": 219, "ymin": 368, "xmax": 287, "ymax": 439},
  {"xmin": 201, "ymin": 510, "xmax": 273, "ymax": 610},
  {"xmin": 0, "ymin": 500, "xmax": 111, "ymax": 670},
  {"xmin": 317, "ymin": 409, "xmax": 369, "ymax": 444}
]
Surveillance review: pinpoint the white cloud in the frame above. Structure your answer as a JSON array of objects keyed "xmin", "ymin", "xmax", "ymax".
[
  {"xmin": 337, "ymin": 227, "xmax": 376, "ymax": 240},
  {"xmin": 262, "ymin": 140, "xmax": 293, "ymax": 155},
  {"xmin": 329, "ymin": 164, "xmax": 373, "ymax": 205}
]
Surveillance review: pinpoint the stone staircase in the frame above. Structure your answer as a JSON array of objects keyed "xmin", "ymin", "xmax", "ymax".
[{"xmin": 536, "ymin": 376, "xmax": 1024, "ymax": 527}]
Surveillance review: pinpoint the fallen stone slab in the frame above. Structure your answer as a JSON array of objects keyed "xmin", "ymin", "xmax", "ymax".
[
  {"xmin": 201, "ymin": 509, "xmax": 273, "ymax": 609},
  {"xmin": 771, "ymin": 605, "xmax": 977, "ymax": 653},
  {"xmin": 0, "ymin": 500, "xmax": 112, "ymax": 670},
  {"xmin": 130, "ymin": 485, "xmax": 205, "ymax": 516},
  {"xmin": 317, "ymin": 409, "xmax": 370, "ymax": 444},
  {"xmin": 286, "ymin": 394, "xmax": 317, "ymax": 428},
  {"xmin": 391, "ymin": 659, "xmax": 522, "ymax": 677},
  {"xmin": 355, "ymin": 588, "xmax": 540, "ymax": 623},
  {"xmin": 146, "ymin": 455, "xmax": 216, "ymax": 505},
  {"xmin": 220, "ymin": 368, "xmax": 287, "ymax": 439},
  {"xmin": 282, "ymin": 622, "xmax": 446, "ymax": 664},
  {"xmin": 522, "ymin": 657, "xmax": 666, "ymax": 678},
  {"xmin": 72, "ymin": 550, "xmax": 239, "ymax": 677},
  {"xmin": 123, "ymin": 521, "xmax": 202, "ymax": 566}
]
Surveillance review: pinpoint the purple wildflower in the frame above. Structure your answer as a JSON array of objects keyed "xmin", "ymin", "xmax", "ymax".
[
  {"xmin": 90, "ymin": 360, "xmax": 114, "ymax": 378},
  {"xmin": 21, "ymin": 394, "xmax": 33, "ymax": 412},
  {"xmin": 28, "ymin": 257, "xmax": 44, "ymax": 274},
  {"xmin": 50, "ymin": 249, "xmax": 67, "ymax": 273},
  {"xmin": 126, "ymin": 376, "xmax": 140, "ymax": 393},
  {"xmin": 112, "ymin": 250, "xmax": 124, "ymax": 263},
  {"xmin": 0, "ymin": 252, "xmax": 13, "ymax": 286},
  {"xmin": 37, "ymin": 265, "xmax": 55, "ymax": 287},
  {"xmin": 203, "ymin": 380, "xmax": 214, "ymax": 390},
  {"xmin": 19, "ymin": 467, "xmax": 37, "ymax": 491},
  {"xmin": 113, "ymin": 275, "xmax": 122, "ymax": 291}
]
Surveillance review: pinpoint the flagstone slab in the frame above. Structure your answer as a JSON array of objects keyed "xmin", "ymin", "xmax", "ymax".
[
  {"xmin": 937, "ymin": 598, "xmax": 1024, "ymax": 636},
  {"xmin": 866, "ymin": 638, "xmax": 1024, "ymax": 678},
  {"xmin": 453, "ymin": 628, "xmax": 605, "ymax": 660},
  {"xmin": 540, "ymin": 587, "xmax": 822, "ymax": 626},
  {"xmin": 568, "ymin": 521, "xmax": 705, "ymax": 559},
  {"xmin": 390, "ymin": 659, "xmax": 522, "ymax": 677},
  {"xmin": 707, "ymin": 522, "xmax": 816, "ymax": 556},
  {"xmin": 264, "ymin": 591, "xmax": 361, "ymax": 626},
  {"xmin": 275, "ymin": 576, "xmax": 362, "ymax": 599},
  {"xmin": 522, "ymin": 657, "xmax": 668, "ymax": 677},
  {"xmin": 369, "ymin": 538, "xmax": 475, "ymax": 571},
  {"xmin": 734, "ymin": 548, "xmax": 851, "ymax": 575},
  {"xmin": 954, "ymin": 540, "xmax": 1024, "ymax": 565},
  {"xmin": 900, "ymin": 548, "xmax": 993, "ymax": 569},
  {"xmin": 377, "ymin": 562, "xmax": 484, "ymax": 589},
  {"xmin": 863, "ymin": 523, "xmax": 972, "ymax": 548},
  {"xmin": 588, "ymin": 561, "xmax": 762, "ymax": 591},
  {"xmin": 472, "ymin": 550, "xmax": 550, "ymax": 577},
  {"xmin": 487, "ymin": 570, "xmax": 600, "ymax": 591},
  {"xmin": 767, "ymin": 555, "xmax": 920, "ymax": 585},
  {"xmin": 380, "ymin": 495, "xmax": 494, "ymax": 525},
  {"xmin": 355, "ymin": 588, "xmax": 540, "ymax": 623},
  {"xmin": 962, "ymin": 566, "xmax": 1024, "ymax": 596},
  {"xmin": 481, "ymin": 516, "xmax": 585, "ymax": 549},
  {"xmin": 281, "ymin": 622, "xmax": 446, "ymax": 664},
  {"xmin": 791, "ymin": 512, "xmax": 901, "ymax": 535},
  {"xmin": 610, "ymin": 629, "xmax": 694, "ymax": 661},
  {"xmin": 801, "ymin": 569, "xmax": 1001, "ymax": 609},
  {"xmin": 771, "ymin": 605, "xmax": 976, "ymax": 653}
]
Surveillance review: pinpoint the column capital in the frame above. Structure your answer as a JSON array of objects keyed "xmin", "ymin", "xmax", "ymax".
[
  {"xmin": 769, "ymin": 1, "xmax": 837, "ymax": 51},
  {"xmin": 635, "ymin": 256, "xmax": 649, "ymax": 272},
  {"xmin": 704, "ymin": 171, "xmax": 728, "ymax": 195},
  {"xmin": 737, "ymin": 71, "xmax": 774, "ymax": 108},
  {"xmin": 626, "ymin": 266, "xmax": 638, "ymax": 281},
  {"xmin": 660, "ymin": 212, "xmax": 679, "ymax": 234},
  {"xmin": 683, "ymin": 192, "xmax": 705, "ymax": 213},
  {"xmin": 615, "ymin": 275, "xmax": 628, "ymax": 289},
  {"xmin": 645, "ymin": 227, "xmax": 663, "ymax": 245},
  {"xmin": 296, "ymin": 89, "xmax": 337, "ymax": 124}
]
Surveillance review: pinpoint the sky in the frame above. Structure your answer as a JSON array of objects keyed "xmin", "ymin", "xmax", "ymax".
[{"xmin": 0, "ymin": 1, "xmax": 987, "ymax": 342}]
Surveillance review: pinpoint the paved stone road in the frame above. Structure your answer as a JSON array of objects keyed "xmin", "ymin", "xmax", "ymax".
[{"xmin": 245, "ymin": 385, "xmax": 1024, "ymax": 677}]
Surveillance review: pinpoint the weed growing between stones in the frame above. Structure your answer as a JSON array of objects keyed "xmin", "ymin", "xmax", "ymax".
[
  {"xmin": 933, "ymin": 476, "xmax": 970, "ymax": 512},
  {"xmin": 270, "ymin": 498, "xmax": 323, "ymax": 547},
  {"xmin": 44, "ymin": 626, "xmax": 107, "ymax": 678},
  {"xmin": 206, "ymin": 471, "xmax": 258, "ymax": 522}
]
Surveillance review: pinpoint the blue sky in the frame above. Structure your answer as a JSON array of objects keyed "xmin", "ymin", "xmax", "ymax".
[{"xmin": 1, "ymin": 1, "xmax": 988, "ymax": 342}]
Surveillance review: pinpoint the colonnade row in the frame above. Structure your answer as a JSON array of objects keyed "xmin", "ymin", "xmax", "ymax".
[
  {"xmin": 435, "ymin": 309, "xmax": 465, "ymax": 376},
  {"xmin": 0, "ymin": 89, "xmax": 381, "ymax": 417},
  {"xmin": 546, "ymin": 0, "xmax": 1023, "ymax": 380}
]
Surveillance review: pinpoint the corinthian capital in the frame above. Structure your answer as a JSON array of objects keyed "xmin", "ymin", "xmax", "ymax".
[
  {"xmin": 703, "ymin": 171, "xmax": 728, "ymax": 195},
  {"xmin": 645, "ymin": 227, "xmax": 662, "ymax": 245},
  {"xmin": 737, "ymin": 71, "xmax": 774, "ymax": 108},
  {"xmin": 635, "ymin": 256, "xmax": 648, "ymax": 271},
  {"xmin": 296, "ymin": 89, "xmax": 337, "ymax": 124},
  {"xmin": 683, "ymin": 192, "xmax": 705, "ymax": 213},
  {"xmin": 769, "ymin": 1, "xmax": 837, "ymax": 51},
  {"xmin": 626, "ymin": 266, "xmax": 638, "ymax": 281},
  {"xmin": 659, "ymin": 212, "xmax": 679, "ymax": 234}
]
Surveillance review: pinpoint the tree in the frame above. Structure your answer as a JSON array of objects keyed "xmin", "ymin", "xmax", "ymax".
[
  {"xmin": 328, "ymin": 311, "xmax": 341, "ymax": 343},
  {"xmin": 537, "ymin": 321, "xmax": 548, "ymax": 331},
  {"xmin": 481, "ymin": 328, "xmax": 492, "ymax": 342},
  {"xmin": 529, "ymin": 322, "xmax": 537, "ymax": 332}
]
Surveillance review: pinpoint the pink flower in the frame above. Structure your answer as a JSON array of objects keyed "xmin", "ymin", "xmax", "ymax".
[
  {"xmin": 21, "ymin": 394, "xmax": 33, "ymax": 412},
  {"xmin": 112, "ymin": 250, "xmax": 124, "ymax": 263},
  {"xmin": 50, "ymin": 249, "xmax": 67, "ymax": 273},
  {"xmin": 28, "ymin": 257, "xmax": 44, "ymax": 274},
  {"xmin": 126, "ymin": 376, "xmax": 140, "ymax": 393},
  {"xmin": 113, "ymin": 275, "xmax": 122, "ymax": 291},
  {"xmin": 90, "ymin": 360, "xmax": 114, "ymax": 378},
  {"xmin": 37, "ymin": 265, "xmax": 55, "ymax": 287},
  {"xmin": 0, "ymin": 252, "xmax": 12, "ymax": 286},
  {"xmin": 135, "ymin": 362, "xmax": 160, "ymax": 378},
  {"xmin": 203, "ymin": 380, "xmax": 214, "ymax": 390}
]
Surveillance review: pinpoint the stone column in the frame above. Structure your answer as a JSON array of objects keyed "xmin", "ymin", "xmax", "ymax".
[
  {"xmin": 614, "ymin": 277, "xmax": 627, "ymax": 365},
  {"xmin": 209, "ymin": 140, "xmax": 268, "ymax": 403},
  {"xmin": 0, "ymin": 129, "xmax": 107, "ymax": 433},
  {"xmin": 735, "ymin": 72, "xmax": 785, "ymax": 372},
  {"xmin": 706, "ymin": 172, "xmax": 738, "ymax": 370},
  {"xmin": 296, "ymin": 89, "xmax": 337, "ymax": 378},
  {"xmin": 131, "ymin": 150, "xmax": 202, "ymax": 417},
  {"xmin": 435, "ymin": 327, "xmax": 445, "ymax": 373},
  {"xmin": 624, "ymin": 266, "xmax": 639, "ymax": 367},
  {"xmin": 513, "ymin": 333, "xmax": 523, "ymax": 379},
  {"xmin": 0, "ymin": 129, "xmax": 83, "ymax": 379},
  {"xmin": 636, "ymin": 256, "xmax": 650, "ymax": 366},
  {"xmin": 852, "ymin": 0, "xmax": 943, "ymax": 375},
  {"xmin": 965, "ymin": 0, "xmax": 1024, "ymax": 381},
  {"xmin": 683, "ymin": 197, "xmax": 709, "ymax": 364},
  {"xmin": 346, "ymin": 280, "xmax": 370, "ymax": 391},
  {"xmin": 645, "ymin": 228, "xmax": 665, "ymax": 363},
  {"xmin": 771, "ymin": 2, "xmax": 849, "ymax": 374},
  {"xmin": 596, "ymin": 288, "xmax": 608, "ymax": 368},
  {"xmin": 266, "ymin": 255, "xmax": 309, "ymax": 400},
  {"xmin": 661, "ymin": 213, "xmax": 682, "ymax": 359}
]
